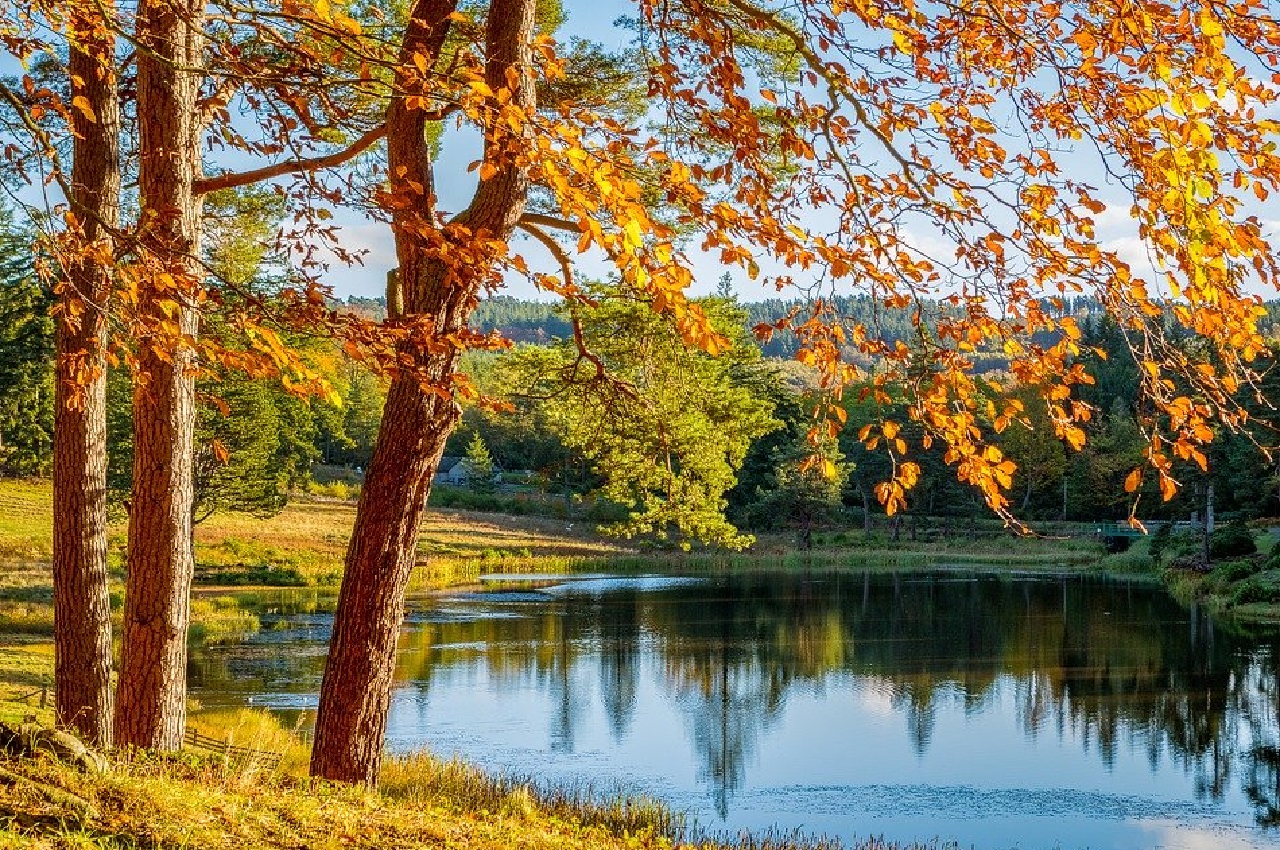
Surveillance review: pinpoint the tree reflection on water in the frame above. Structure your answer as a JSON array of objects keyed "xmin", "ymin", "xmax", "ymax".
[{"xmin": 191, "ymin": 571, "xmax": 1280, "ymax": 828}]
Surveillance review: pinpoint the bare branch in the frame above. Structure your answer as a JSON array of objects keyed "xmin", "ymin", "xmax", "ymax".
[
  {"xmin": 518, "ymin": 212, "xmax": 578, "ymax": 232},
  {"xmin": 193, "ymin": 123, "xmax": 386, "ymax": 195},
  {"xmin": 518, "ymin": 219, "xmax": 574, "ymax": 291}
]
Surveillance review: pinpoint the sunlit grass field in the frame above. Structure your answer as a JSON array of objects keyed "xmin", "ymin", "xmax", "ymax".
[{"xmin": 194, "ymin": 496, "xmax": 632, "ymax": 588}]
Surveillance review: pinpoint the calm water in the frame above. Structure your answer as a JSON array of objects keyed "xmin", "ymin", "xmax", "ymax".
[{"xmin": 191, "ymin": 571, "xmax": 1280, "ymax": 850}]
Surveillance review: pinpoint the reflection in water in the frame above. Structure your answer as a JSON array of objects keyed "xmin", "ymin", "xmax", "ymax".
[{"xmin": 191, "ymin": 572, "xmax": 1280, "ymax": 850}]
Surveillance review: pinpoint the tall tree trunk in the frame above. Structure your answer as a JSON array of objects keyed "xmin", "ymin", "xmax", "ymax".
[
  {"xmin": 53, "ymin": 8, "xmax": 120, "ymax": 748},
  {"xmin": 310, "ymin": 0, "xmax": 535, "ymax": 783},
  {"xmin": 115, "ymin": 0, "xmax": 204, "ymax": 750}
]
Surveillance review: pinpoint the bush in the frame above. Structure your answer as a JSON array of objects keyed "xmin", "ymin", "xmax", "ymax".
[
  {"xmin": 1210, "ymin": 520, "xmax": 1257, "ymax": 559},
  {"xmin": 1165, "ymin": 531, "xmax": 1204, "ymax": 562},
  {"xmin": 306, "ymin": 480, "xmax": 356, "ymax": 501},
  {"xmin": 1101, "ymin": 534, "xmax": 1132, "ymax": 554},
  {"xmin": 1231, "ymin": 576, "xmax": 1280, "ymax": 605},
  {"xmin": 429, "ymin": 486, "xmax": 502, "ymax": 512},
  {"xmin": 1148, "ymin": 522, "xmax": 1173, "ymax": 566},
  {"xmin": 584, "ymin": 499, "xmax": 630, "ymax": 523},
  {"xmin": 1206, "ymin": 558, "xmax": 1263, "ymax": 593},
  {"xmin": 1097, "ymin": 548, "xmax": 1154, "ymax": 573}
]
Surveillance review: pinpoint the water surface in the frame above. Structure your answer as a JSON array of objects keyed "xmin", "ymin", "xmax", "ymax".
[{"xmin": 191, "ymin": 571, "xmax": 1280, "ymax": 850}]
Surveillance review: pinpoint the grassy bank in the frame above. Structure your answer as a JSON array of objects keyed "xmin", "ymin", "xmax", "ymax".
[{"xmin": 0, "ymin": 739, "xmax": 967, "ymax": 850}]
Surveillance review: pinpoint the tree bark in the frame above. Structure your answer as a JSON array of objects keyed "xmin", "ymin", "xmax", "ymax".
[
  {"xmin": 53, "ymin": 8, "xmax": 120, "ymax": 748},
  {"xmin": 115, "ymin": 0, "xmax": 204, "ymax": 751},
  {"xmin": 310, "ymin": 0, "xmax": 535, "ymax": 784}
]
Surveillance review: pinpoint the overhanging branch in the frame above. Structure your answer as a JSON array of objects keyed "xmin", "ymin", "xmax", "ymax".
[
  {"xmin": 193, "ymin": 124, "xmax": 386, "ymax": 195},
  {"xmin": 518, "ymin": 212, "xmax": 578, "ymax": 232}
]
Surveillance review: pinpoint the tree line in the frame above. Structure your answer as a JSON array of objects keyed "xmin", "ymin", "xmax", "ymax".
[{"xmin": 7, "ymin": 262, "xmax": 1280, "ymax": 539}]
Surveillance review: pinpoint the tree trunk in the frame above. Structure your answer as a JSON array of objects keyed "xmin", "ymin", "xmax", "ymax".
[
  {"xmin": 310, "ymin": 0, "xmax": 535, "ymax": 784},
  {"xmin": 115, "ymin": 0, "xmax": 204, "ymax": 751},
  {"xmin": 53, "ymin": 8, "xmax": 119, "ymax": 748}
]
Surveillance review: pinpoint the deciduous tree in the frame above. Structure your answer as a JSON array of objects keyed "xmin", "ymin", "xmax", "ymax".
[{"xmin": 504, "ymin": 292, "xmax": 780, "ymax": 549}]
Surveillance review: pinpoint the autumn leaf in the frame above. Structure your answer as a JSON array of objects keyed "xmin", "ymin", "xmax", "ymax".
[{"xmin": 71, "ymin": 95, "xmax": 95, "ymax": 123}]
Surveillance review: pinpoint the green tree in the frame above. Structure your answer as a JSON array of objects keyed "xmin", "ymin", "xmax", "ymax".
[
  {"xmin": 748, "ymin": 432, "xmax": 849, "ymax": 549},
  {"xmin": 0, "ymin": 210, "xmax": 53, "ymax": 477},
  {"xmin": 108, "ymin": 364, "xmax": 317, "ymax": 523},
  {"xmin": 505, "ymin": 292, "xmax": 780, "ymax": 549},
  {"xmin": 997, "ymin": 387, "xmax": 1069, "ymax": 519},
  {"xmin": 463, "ymin": 432, "xmax": 497, "ymax": 494}
]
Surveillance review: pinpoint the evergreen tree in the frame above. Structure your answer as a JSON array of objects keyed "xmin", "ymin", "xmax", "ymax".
[
  {"xmin": 463, "ymin": 432, "xmax": 497, "ymax": 494},
  {"xmin": 748, "ymin": 433, "xmax": 849, "ymax": 549},
  {"xmin": 0, "ymin": 209, "xmax": 53, "ymax": 477}
]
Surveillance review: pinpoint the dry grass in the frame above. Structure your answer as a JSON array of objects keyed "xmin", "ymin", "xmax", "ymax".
[
  {"xmin": 0, "ymin": 481, "xmax": 53, "ymax": 564},
  {"xmin": 0, "ymin": 746, "xmax": 954, "ymax": 850},
  {"xmin": 195, "ymin": 498, "xmax": 632, "ymax": 588}
]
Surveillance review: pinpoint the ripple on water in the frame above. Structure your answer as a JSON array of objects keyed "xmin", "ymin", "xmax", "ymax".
[{"xmin": 735, "ymin": 783, "xmax": 1230, "ymax": 821}]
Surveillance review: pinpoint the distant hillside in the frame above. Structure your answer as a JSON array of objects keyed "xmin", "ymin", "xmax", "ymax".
[
  {"xmin": 336, "ymin": 293, "xmax": 1280, "ymax": 363},
  {"xmin": 469, "ymin": 296, "xmax": 573, "ymax": 343}
]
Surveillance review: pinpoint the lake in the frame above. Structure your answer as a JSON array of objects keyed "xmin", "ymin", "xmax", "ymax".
[{"xmin": 190, "ymin": 570, "xmax": 1280, "ymax": 850}]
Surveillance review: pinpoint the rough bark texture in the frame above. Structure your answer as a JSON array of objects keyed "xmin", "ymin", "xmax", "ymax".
[
  {"xmin": 53, "ymin": 10, "xmax": 119, "ymax": 748},
  {"xmin": 115, "ymin": 0, "xmax": 204, "ymax": 751},
  {"xmin": 310, "ymin": 0, "xmax": 535, "ymax": 784}
]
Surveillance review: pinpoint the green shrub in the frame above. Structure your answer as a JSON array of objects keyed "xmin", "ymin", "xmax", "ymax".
[
  {"xmin": 1165, "ymin": 531, "xmax": 1203, "ymax": 561},
  {"xmin": 1210, "ymin": 520, "xmax": 1257, "ymax": 559},
  {"xmin": 1206, "ymin": 558, "xmax": 1263, "ymax": 593},
  {"xmin": 584, "ymin": 499, "xmax": 630, "ymax": 524},
  {"xmin": 1148, "ymin": 523, "xmax": 1173, "ymax": 566},
  {"xmin": 1231, "ymin": 577, "xmax": 1280, "ymax": 605},
  {"xmin": 428, "ymin": 486, "xmax": 502, "ymax": 512},
  {"xmin": 1096, "ymin": 548, "xmax": 1154, "ymax": 573}
]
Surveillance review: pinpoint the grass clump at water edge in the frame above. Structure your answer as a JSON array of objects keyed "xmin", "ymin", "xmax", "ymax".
[{"xmin": 0, "ymin": 739, "xmax": 959, "ymax": 850}]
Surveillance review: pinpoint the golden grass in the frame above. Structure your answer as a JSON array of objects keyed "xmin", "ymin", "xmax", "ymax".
[
  {"xmin": 0, "ymin": 751, "xmax": 674, "ymax": 850},
  {"xmin": 0, "ymin": 481, "xmax": 53, "ymax": 564}
]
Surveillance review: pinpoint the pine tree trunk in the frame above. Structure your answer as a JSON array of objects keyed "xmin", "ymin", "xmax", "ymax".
[
  {"xmin": 53, "ymin": 9, "xmax": 119, "ymax": 747},
  {"xmin": 115, "ymin": 0, "xmax": 203, "ymax": 751},
  {"xmin": 310, "ymin": 0, "xmax": 534, "ymax": 783},
  {"xmin": 309, "ymin": 373, "xmax": 460, "ymax": 782}
]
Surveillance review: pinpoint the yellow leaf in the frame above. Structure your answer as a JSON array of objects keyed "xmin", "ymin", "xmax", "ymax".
[
  {"xmin": 1198, "ymin": 10, "xmax": 1223, "ymax": 38},
  {"xmin": 71, "ymin": 95, "xmax": 95, "ymax": 123},
  {"xmin": 1124, "ymin": 468, "xmax": 1142, "ymax": 492}
]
